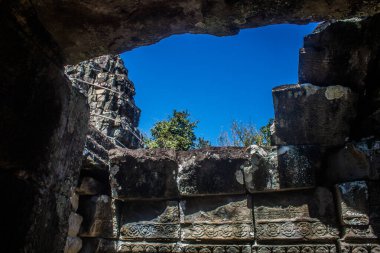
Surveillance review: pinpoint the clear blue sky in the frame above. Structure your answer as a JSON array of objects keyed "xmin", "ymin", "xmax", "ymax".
[{"xmin": 121, "ymin": 23, "xmax": 318, "ymax": 145}]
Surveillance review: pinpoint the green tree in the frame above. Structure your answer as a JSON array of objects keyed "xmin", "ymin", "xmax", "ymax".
[
  {"xmin": 145, "ymin": 110, "xmax": 199, "ymax": 150},
  {"xmin": 195, "ymin": 137, "xmax": 211, "ymax": 149},
  {"xmin": 218, "ymin": 118, "xmax": 273, "ymax": 147}
]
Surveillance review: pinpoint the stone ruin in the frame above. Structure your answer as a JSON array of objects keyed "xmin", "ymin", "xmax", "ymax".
[
  {"xmin": 58, "ymin": 16, "xmax": 380, "ymax": 253},
  {"xmin": 1, "ymin": 1, "xmax": 380, "ymax": 252}
]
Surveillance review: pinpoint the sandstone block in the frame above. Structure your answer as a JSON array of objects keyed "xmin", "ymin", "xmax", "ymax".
[
  {"xmin": 254, "ymin": 188, "xmax": 339, "ymax": 242},
  {"xmin": 244, "ymin": 145, "xmax": 318, "ymax": 192},
  {"xmin": 177, "ymin": 148, "xmax": 248, "ymax": 196},
  {"xmin": 252, "ymin": 244, "xmax": 336, "ymax": 253},
  {"xmin": 272, "ymin": 83, "xmax": 357, "ymax": 146},
  {"xmin": 64, "ymin": 237, "xmax": 82, "ymax": 253},
  {"xmin": 180, "ymin": 195, "xmax": 254, "ymax": 241},
  {"xmin": 339, "ymin": 242, "xmax": 380, "ymax": 253},
  {"xmin": 109, "ymin": 148, "xmax": 178, "ymax": 200},
  {"xmin": 327, "ymin": 140, "xmax": 380, "ymax": 183},
  {"xmin": 78, "ymin": 195, "xmax": 118, "ymax": 238},
  {"xmin": 68, "ymin": 212, "xmax": 83, "ymax": 237},
  {"xmin": 119, "ymin": 200, "xmax": 180, "ymax": 241}
]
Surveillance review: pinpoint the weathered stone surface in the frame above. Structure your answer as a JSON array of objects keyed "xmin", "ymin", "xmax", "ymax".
[
  {"xmin": 180, "ymin": 195, "xmax": 254, "ymax": 241},
  {"xmin": 64, "ymin": 237, "xmax": 82, "ymax": 253},
  {"xmin": 254, "ymin": 188, "xmax": 339, "ymax": 241},
  {"xmin": 335, "ymin": 181, "xmax": 379, "ymax": 240},
  {"xmin": 76, "ymin": 177, "xmax": 106, "ymax": 196},
  {"xmin": 109, "ymin": 148, "xmax": 178, "ymax": 200},
  {"xmin": 26, "ymin": 0, "xmax": 380, "ymax": 64},
  {"xmin": 252, "ymin": 244, "xmax": 336, "ymax": 253},
  {"xmin": 65, "ymin": 55, "xmax": 143, "ymax": 149},
  {"xmin": 81, "ymin": 240, "xmax": 252, "ymax": 253},
  {"xmin": 177, "ymin": 147, "xmax": 248, "ymax": 196},
  {"xmin": 272, "ymin": 83, "xmax": 357, "ymax": 146},
  {"xmin": 336, "ymin": 181, "xmax": 369, "ymax": 226},
  {"xmin": 68, "ymin": 212, "xmax": 83, "ymax": 237},
  {"xmin": 244, "ymin": 145, "xmax": 318, "ymax": 192},
  {"xmin": 327, "ymin": 140, "xmax": 380, "ymax": 183},
  {"xmin": 119, "ymin": 200, "xmax": 180, "ymax": 241},
  {"xmin": 243, "ymin": 145, "xmax": 279, "ymax": 192},
  {"xmin": 78, "ymin": 195, "xmax": 118, "ymax": 238},
  {"xmin": 299, "ymin": 15, "xmax": 380, "ymax": 138},
  {"xmin": 339, "ymin": 242, "xmax": 380, "ymax": 253}
]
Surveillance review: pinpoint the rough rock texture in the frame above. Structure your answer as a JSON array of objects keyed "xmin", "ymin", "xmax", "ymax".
[
  {"xmin": 326, "ymin": 139, "xmax": 380, "ymax": 183},
  {"xmin": 299, "ymin": 14, "xmax": 380, "ymax": 139},
  {"xmin": 24, "ymin": 0, "xmax": 380, "ymax": 64},
  {"xmin": 65, "ymin": 55, "xmax": 143, "ymax": 149},
  {"xmin": 109, "ymin": 149, "xmax": 178, "ymax": 200},
  {"xmin": 177, "ymin": 148, "xmax": 249, "ymax": 196},
  {"xmin": 272, "ymin": 83, "xmax": 357, "ymax": 146}
]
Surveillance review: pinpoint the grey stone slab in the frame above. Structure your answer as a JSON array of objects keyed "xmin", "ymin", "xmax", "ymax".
[
  {"xmin": 177, "ymin": 148, "xmax": 248, "ymax": 196},
  {"xmin": 254, "ymin": 188, "xmax": 339, "ymax": 242},
  {"xmin": 180, "ymin": 195, "xmax": 254, "ymax": 241},
  {"xmin": 339, "ymin": 242, "xmax": 380, "ymax": 253},
  {"xmin": 109, "ymin": 148, "xmax": 179, "ymax": 200},
  {"xmin": 272, "ymin": 83, "xmax": 357, "ymax": 146},
  {"xmin": 119, "ymin": 200, "xmax": 180, "ymax": 241}
]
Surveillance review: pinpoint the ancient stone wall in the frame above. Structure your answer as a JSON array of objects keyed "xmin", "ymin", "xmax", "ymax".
[{"xmin": 66, "ymin": 15, "xmax": 380, "ymax": 253}]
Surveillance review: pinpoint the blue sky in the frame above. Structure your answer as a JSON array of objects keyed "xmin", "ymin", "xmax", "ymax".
[{"xmin": 121, "ymin": 23, "xmax": 318, "ymax": 145}]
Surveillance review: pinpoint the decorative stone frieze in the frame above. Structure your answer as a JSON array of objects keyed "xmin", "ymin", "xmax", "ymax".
[
  {"xmin": 254, "ymin": 188, "xmax": 339, "ymax": 241},
  {"xmin": 119, "ymin": 200, "xmax": 180, "ymax": 241},
  {"xmin": 180, "ymin": 195, "xmax": 254, "ymax": 241},
  {"xmin": 252, "ymin": 244, "xmax": 337, "ymax": 253},
  {"xmin": 339, "ymin": 242, "xmax": 380, "ymax": 253}
]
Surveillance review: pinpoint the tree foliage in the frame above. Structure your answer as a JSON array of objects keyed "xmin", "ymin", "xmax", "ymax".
[
  {"xmin": 145, "ymin": 110, "xmax": 199, "ymax": 151},
  {"xmin": 218, "ymin": 118, "xmax": 273, "ymax": 147}
]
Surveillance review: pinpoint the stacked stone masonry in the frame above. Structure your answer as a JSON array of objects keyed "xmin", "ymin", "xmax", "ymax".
[{"xmin": 67, "ymin": 15, "xmax": 380, "ymax": 253}]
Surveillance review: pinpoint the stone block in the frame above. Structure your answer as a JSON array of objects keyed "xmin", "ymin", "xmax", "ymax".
[
  {"xmin": 180, "ymin": 244, "xmax": 251, "ymax": 253},
  {"xmin": 78, "ymin": 195, "xmax": 118, "ymax": 238},
  {"xmin": 180, "ymin": 195, "xmax": 254, "ymax": 241},
  {"xmin": 177, "ymin": 147, "xmax": 248, "ymax": 196},
  {"xmin": 64, "ymin": 237, "xmax": 82, "ymax": 253},
  {"xmin": 119, "ymin": 200, "xmax": 180, "ymax": 241},
  {"xmin": 68, "ymin": 212, "xmax": 83, "ymax": 237},
  {"xmin": 336, "ymin": 181, "xmax": 369, "ymax": 226},
  {"xmin": 335, "ymin": 181, "xmax": 380, "ymax": 240},
  {"xmin": 272, "ymin": 83, "xmax": 357, "ymax": 146},
  {"xmin": 254, "ymin": 188, "xmax": 339, "ymax": 242},
  {"xmin": 339, "ymin": 242, "xmax": 380, "ymax": 253},
  {"xmin": 244, "ymin": 145, "xmax": 318, "ymax": 192},
  {"xmin": 327, "ymin": 140, "xmax": 380, "ymax": 183},
  {"xmin": 109, "ymin": 148, "xmax": 179, "ymax": 200},
  {"xmin": 252, "ymin": 244, "xmax": 336, "ymax": 253}
]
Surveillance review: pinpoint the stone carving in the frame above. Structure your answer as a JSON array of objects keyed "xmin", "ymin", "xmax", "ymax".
[
  {"xmin": 119, "ymin": 200, "xmax": 180, "ymax": 240},
  {"xmin": 272, "ymin": 83, "xmax": 357, "ymax": 146},
  {"xmin": 252, "ymin": 244, "xmax": 336, "ymax": 253},
  {"xmin": 339, "ymin": 243, "xmax": 380, "ymax": 253},
  {"xmin": 254, "ymin": 188, "xmax": 339, "ymax": 241},
  {"xmin": 180, "ymin": 195, "xmax": 254, "ymax": 241},
  {"xmin": 109, "ymin": 148, "xmax": 179, "ymax": 200}
]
